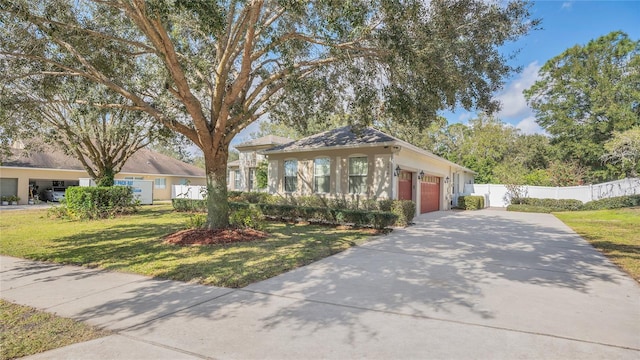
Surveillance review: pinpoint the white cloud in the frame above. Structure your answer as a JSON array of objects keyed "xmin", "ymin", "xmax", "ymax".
[
  {"xmin": 495, "ymin": 61, "xmax": 541, "ymax": 118},
  {"xmin": 516, "ymin": 116, "xmax": 545, "ymax": 135},
  {"xmin": 561, "ymin": 1, "xmax": 573, "ymax": 10},
  {"xmin": 457, "ymin": 112, "xmax": 473, "ymax": 123}
]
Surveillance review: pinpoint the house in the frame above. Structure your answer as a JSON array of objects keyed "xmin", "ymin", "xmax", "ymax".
[
  {"xmin": 227, "ymin": 135, "xmax": 294, "ymax": 192},
  {"xmin": 0, "ymin": 145, "xmax": 206, "ymax": 204},
  {"xmin": 261, "ymin": 126, "xmax": 475, "ymax": 214}
]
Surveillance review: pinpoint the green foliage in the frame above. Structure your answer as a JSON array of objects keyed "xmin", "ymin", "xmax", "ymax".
[
  {"xmin": 185, "ymin": 214, "xmax": 207, "ymax": 229},
  {"xmin": 458, "ymin": 196, "xmax": 485, "ymax": 210},
  {"xmin": 63, "ymin": 186, "xmax": 139, "ymax": 219},
  {"xmin": 172, "ymin": 199, "xmax": 207, "ymax": 212},
  {"xmin": 602, "ymin": 127, "xmax": 640, "ymax": 178},
  {"xmin": 391, "ymin": 200, "xmax": 416, "ymax": 226},
  {"xmin": 506, "ymin": 204, "xmax": 556, "ymax": 213},
  {"xmin": 581, "ymin": 195, "xmax": 640, "ymax": 211},
  {"xmin": 96, "ymin": 168, "xmax": 115, "ymax": 187},
  {"xmin": 525, "ymin": 31, "xmax": 640, "ymax": 182},
  {"xmin": 229, "ymin": 206, "xmax": 266, "ymax": 230},
  {"xmin": 255, "ymin": 160, "xmax": 269, "ymax": 190},
  {"xmin": 511, "ymin": 198, "xmax": 583, "ymax": 211}
]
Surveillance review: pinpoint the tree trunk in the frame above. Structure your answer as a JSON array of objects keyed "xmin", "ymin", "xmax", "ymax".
[
  {"xmin": 204, "ymin": 144, "xmax": 230, "ymax": 229},
  {"xmin": 96, "ymin": 167, "xmax": 115, "ymax": 187}
]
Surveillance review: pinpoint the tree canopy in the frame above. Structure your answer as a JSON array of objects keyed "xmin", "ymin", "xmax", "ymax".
[
  {"xmin": 1, "ymin": 0, "xmax": 538, "ymax": 228},
  {"xmin": 524, "ymin": 31, "xmax": 640, "ymax": 181}
]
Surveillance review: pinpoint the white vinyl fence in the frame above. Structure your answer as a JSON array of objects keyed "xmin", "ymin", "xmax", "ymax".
[
  {"xmin": 172, "ymin": 185, "xmax": 207, "ymax": 200},
  {"xmin": 464, "ymin": 178, "xmax": 640, "ymax": 208}
]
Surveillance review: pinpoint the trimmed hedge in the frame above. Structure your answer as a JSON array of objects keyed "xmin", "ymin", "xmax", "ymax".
[
  {"xmin": 458, "ymin": 195, "xmax": 485, "ymax": 210},
  {"xmin": 581, "ymin": 194, "xmax": 640, "ymax": 210},
  {"xmin": 511, "ymin": 197, "xmax": 583, "ymax": 211},
  {"xmin": 64, "ymin": 186, "xmax": 139, "ymax": 219},
  {"xmin": 506, "ymin": 204, "xmax": 556, "ymax": 213},
  {"xmin": 256, "ymin": 203, "xmax": 398, "ymax": 229},
  {"xmin": 391, "ymin": 200, "xmax": 416, "ymax": 226}
]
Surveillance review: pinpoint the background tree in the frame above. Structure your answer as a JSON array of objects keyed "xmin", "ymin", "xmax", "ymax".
[
  {"xmin": 1, "ymin": 77, "xmax": 167, "ymax": 186},
  {"xmin": 602, "ymin": 126, "xmax": 640, "ymax": 178},
  {"xmin": 1, "ymin": 0, "xmax": 538, "ymax": 229},
  {"xmin": 524, "ymin": 31, "xmax": 640, "ymax": 182}
]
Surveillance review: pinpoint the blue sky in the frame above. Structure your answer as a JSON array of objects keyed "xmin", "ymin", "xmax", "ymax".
[
  {"xmin": 448, "ymin": 0, "xmax": 640, "ymax": 134},
  {"xmin": 230, "ymin": 0, "xmax": 640, "ymax": 146}
]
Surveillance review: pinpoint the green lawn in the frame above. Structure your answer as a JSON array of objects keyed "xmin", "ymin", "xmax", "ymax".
[
  {"xmin": 0, "ymin": 205, "xmax": 374, "ymax": 288},
  {"xmin": 555, "ymin": 208, "xmax": 640, "ymax": 281},
  {"xmin": 0, "ymin": 300, "xmax": 109, "ymax": 360}
]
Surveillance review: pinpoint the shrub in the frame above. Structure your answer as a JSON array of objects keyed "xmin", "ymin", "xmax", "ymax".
[
  {"xmin": 458, "ymin": 195, "xmax": 485, "ymax": 210},
  {"xmin": 229, "ymin": 206, "xmax": 265, "ymax": 230},
  {"xmin": 185, "ymin": 214, "xmax": 207, "ymax": 229},
  {"xmin": 582, "ymin": 195, "xmax": 640, "ymax": 210},
  {"xmin": 377, "ymin": 199, "xmax": 394, "ymax": 212},
  {"xmin": 511, "ymin": 198, "xmax": 583, "ymax": 211},
  {"xmin": 239, "ymin": 192, "xmax": 271, "ymax": 204},
  {"xmin": 64, "ymin": 186, "xmax": 139, "ymax": 219},
  {"xmin": 172, "ymin": 198, "xmax": 207, "ymax": 212},
  {"xmin": 391, "ymin": 200, "xmax": 416, "ymax": 226},
  {"xmin": 506, "ymin": 204, "xmax": 556, "ymax": 213}
]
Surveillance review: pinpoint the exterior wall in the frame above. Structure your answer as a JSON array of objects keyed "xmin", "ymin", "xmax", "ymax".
[
  {"xmin": 267, "ymin": 146, "xmax": 395, "ymax": 201},
  {"xmin": 0, "ymin": 166, "xmax": 205, "ymax": 204}
]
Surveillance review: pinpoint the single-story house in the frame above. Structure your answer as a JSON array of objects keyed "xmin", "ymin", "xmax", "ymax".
[
  {"xmin": 261, "ymin": 126, "xmax": 475, "ymax": 214},
  {"xmin": 0, "ymin": 145, "xmax": 206, "ymax": 204},
  {"xmin": 227, "ymin": 135, "xmax": 293, "ymax": 192}
]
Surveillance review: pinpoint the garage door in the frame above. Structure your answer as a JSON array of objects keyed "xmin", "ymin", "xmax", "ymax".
[
  {"xmin": 398, "ymin": 170, "xmax": 412, "ymax": 201},
  {"xmin": 420, "ymin": 176, "xmax": 440, "ymax": 213}
]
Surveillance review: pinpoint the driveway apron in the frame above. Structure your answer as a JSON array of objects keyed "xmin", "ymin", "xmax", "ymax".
[{"xmin": 2, "ymin": 209, "xmax": 639, "ymax": 359}]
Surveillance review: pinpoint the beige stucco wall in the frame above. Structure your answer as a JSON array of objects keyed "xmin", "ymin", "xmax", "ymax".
[
  {"xmin": 267, "ymin": 146, "xmax": 394, "ymax": 201},
  {"xmin": 0, "ymin": 167, "xmax": 205, "ymax": 204},
  {"xmin": 265, "ymin": 144, "xmax": 474, "ymax": 213}
]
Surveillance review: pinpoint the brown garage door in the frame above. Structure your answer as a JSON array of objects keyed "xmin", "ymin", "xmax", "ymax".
[
  {"xmin": 420, "ymin": 176, "xmax": 440, "ymax": 213},
  {"xmin": 398, "ymin": 170, "xmax": 412, "ymax": 201}
]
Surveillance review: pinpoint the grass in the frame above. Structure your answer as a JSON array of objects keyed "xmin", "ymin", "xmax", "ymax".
[
  {"xmin": 0, "ymin": 300, "xmax": 109, "ymax": 360},
  {"xmin": 554, "ymin": 207, "xmax": 640, "ymax": 281},
  {"xmin": 0, "ymin": 204, "xmax": 375, "ymax": 288}
]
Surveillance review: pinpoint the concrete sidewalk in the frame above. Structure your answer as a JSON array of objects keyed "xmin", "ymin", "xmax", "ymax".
[{"xmin": 2, "ymin": 210, "xmax": 639, "ymax": 359}]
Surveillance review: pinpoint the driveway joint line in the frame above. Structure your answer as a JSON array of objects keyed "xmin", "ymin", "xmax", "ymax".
[
  {"xmin": 118, "ymin": 289, "xmax": 237, "ymax": 332},
  {"xmin": 116, "ymin": 333, "xmax": 217, "ymax": 360},
  {"xmin": 239, "ymin": 288, "xmax": 640, "ymax": 352}
]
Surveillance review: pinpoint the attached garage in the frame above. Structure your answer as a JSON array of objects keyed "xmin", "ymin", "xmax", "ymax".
[{"xmin": 420, "ymin": 176, "xmax": 440, "ymax": 213}]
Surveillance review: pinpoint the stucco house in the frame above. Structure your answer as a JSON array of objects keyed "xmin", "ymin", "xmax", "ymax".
[
  {"xmin": 0, "ymin": 145, "xmax": 206, "ymax": 204},
  {"xmin": 262, "ymin": 126, "xmax": 475, "ymax": 213},
  {"xmin": 227, "ymin": 135, "xmax": 293, "ymax": 192}
]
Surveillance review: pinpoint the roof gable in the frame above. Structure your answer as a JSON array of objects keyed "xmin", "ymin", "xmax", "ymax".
[{"xmin": 234, "ymin": 135, "xmax": 294, "ymax": 150}]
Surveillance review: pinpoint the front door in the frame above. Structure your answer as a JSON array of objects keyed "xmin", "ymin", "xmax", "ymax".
[{"xmin": 398, "ymin": 170, "xmax": 413, "ymax": 201}]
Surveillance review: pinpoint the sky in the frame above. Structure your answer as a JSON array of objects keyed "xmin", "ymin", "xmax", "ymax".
[
  {"xmin": 229, "ymin": 0, "xmax": 640, "ymax": 146},
  {"xmin": 449, "ymin": 0, "xmax": 640, "ymax": 134}
]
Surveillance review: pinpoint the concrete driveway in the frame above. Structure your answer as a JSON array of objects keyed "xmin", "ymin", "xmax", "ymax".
[{"xmin": 2, "ymin": 209, "xmax": 639, "ymax": 359}]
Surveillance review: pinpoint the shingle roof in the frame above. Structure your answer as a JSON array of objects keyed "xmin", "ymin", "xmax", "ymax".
[
  {"xmin": 234, "ymin": 135, "xmax": 294, "ymax": 150},
  {"xmin": 264, "ymin": 126, "xmax": 395, "ymax": 153},
  {"xmin": 2, "ymin": 146, "xmax": 205, "ymax": 177}
]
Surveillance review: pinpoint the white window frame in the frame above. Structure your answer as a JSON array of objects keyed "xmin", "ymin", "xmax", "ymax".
[
  {"xmin": 348, "ymin": 156, "xmax": 368, "ymax": 194},
  {"xmin": 283, "ymin": 159, "xmax": 298, "ymax": 193},
  {"xmin": 313, "ymin": 157, "xmax": 330, "ymax": 194},
  {"xmin": 154, "ymin": 178, "xmax": 166, "ymax": 189}
]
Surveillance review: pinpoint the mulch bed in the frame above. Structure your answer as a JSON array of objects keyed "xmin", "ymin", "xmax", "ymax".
[{"xmin": 164, "ymin": 228, "xmax": 268, "ymax": 246}]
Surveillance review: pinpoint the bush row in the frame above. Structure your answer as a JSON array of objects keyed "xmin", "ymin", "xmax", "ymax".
[
  {"xmin": 511, "ymin": 197, "xmax": 583, "ymax": 211},
  {"xmin": 507, "ymin": 194, "xmax": 640, "ymax": 213},
  {"xmin": 53, "ymin": 186, "xmax": 139, "ymax": 220},
  {"xmin": 457, "ymin": 195, "xmax": 485, "ymax": 210},
  {"xmin": 173, "ymin": 196, "xmax": 415, "ymax": 228}
]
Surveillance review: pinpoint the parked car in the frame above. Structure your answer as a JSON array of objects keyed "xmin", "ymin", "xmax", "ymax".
[{"xmin": 44, "ymin": 187, "xmax": 66, "ymax": 202}]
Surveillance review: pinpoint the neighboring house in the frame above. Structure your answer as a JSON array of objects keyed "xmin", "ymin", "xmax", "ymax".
[
  {"xmin": 262, "ymin": 126, "xmax": 475, "ymax": 214},
  {"xmin": 0, "ymin": 145, "xmax": 206, "ymax": 204},
  {"xmin": 227, "ymin": 135, "xmax": 294, "ymax": 192}
]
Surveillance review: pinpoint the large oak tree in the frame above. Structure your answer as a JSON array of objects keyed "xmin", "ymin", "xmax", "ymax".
[{"xmin": 1, "ymin": 0, "xmax": 538, "ymax": 228}]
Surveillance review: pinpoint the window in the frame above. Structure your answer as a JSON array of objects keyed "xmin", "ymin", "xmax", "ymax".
[
  {"xmin": 284, "ymin": 160, "xmax": 297, "ymax": 192},
  {"xmin": 234, "ymin": 169, "xmax": 241, "ymax": 190},
  {"xmin": 154, "ymin": 178, "xmax": 166, "ymax": 189},
  {"xmin": 349, "ymin": 157, "xmax": 368, "ymax": 194},
  {"xmin": 249, "ymin": 168, "xmax": 255, "ymax": 191},
  {"xmin": 314, "ymin": 157, "xmax": 330, "ymax": 193}
]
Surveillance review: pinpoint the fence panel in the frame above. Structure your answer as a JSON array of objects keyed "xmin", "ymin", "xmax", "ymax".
[
  {"xmin": 172, "ymin": 185, "xmax": 207, "ymax": 200},
  {"xmin": 464, "ymin": 178, "xmax": 639, "ymax": 208}
]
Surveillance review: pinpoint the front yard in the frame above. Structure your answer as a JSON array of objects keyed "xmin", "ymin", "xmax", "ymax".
[
  {"xmin": 0, "ymin": 204, "xmax": 375, "ymax": 288},
  {"xmin": 555, "ymin": 208, "xmax": 640, "ymax": 282}
]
